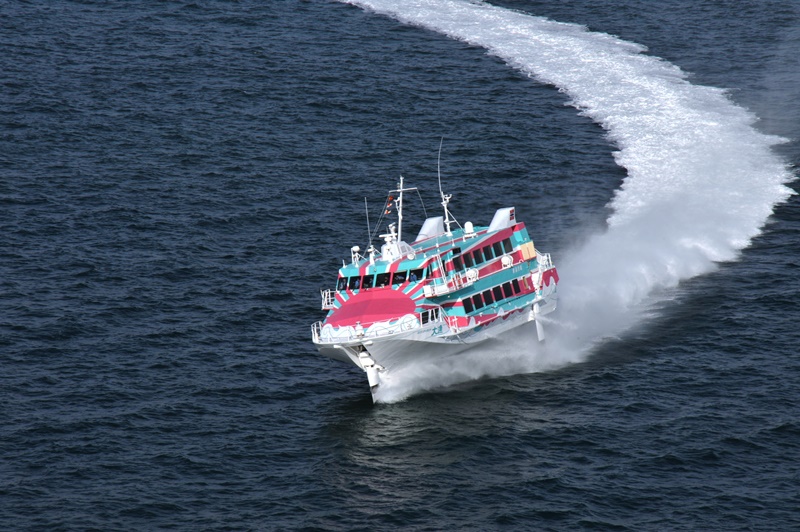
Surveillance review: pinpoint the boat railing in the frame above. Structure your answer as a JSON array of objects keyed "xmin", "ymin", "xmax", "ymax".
[
  {"xmin": 312, "ymin": 306, "xmax": 446, "ymax": 344},
  {"xmin": 424, "ymin": 269, "xmax": 474, "ymax": 297},
  {"xmin": 537, "ymin": 251, "xmax": 553, "ymax": 270},
  {"xmin": 320, "ymin": 288, "xmax": 336, "ymax": 310}
]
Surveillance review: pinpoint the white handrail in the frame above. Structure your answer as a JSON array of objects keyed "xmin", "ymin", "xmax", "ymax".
[{"xmin": 320, "ymin": 289, "xmax": 336, "ymax": 310}]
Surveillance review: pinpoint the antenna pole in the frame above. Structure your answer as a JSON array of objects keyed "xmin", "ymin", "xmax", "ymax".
[
  {"xmin": 397, "ymin": 174, "xmax": 404, "ymax": 243},
  {"xmin": 364, "ymin": 197, "xmax": 371, "ymax": 247},
  {"xmin": 438, "ymin": 137, "xmax": 453, "ymax": 235},
  {"xmin": 437, "ymin": 137, "xmax": 444, "ymax": 196}
]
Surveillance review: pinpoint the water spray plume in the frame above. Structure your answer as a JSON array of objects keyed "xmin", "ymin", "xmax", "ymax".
[{"xmin": 342, "ymin": 0, "xmax": 796, "ymax": 402}]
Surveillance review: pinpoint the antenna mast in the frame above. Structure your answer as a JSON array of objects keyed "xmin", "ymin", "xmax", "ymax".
[
  {"xmin": 364, "ymin": 197, "xmax": 371, "ymax": 246},
  {"xmin": 437, "ymin": 137, "xmax": 453, "ymax": 235},
  {"xmin": 397, "ymin": 174, "xmax": 405, "ymax": 242},
  {"xmin": 388, "ymin": 174, "xmax": 418, "ymax": 245}
]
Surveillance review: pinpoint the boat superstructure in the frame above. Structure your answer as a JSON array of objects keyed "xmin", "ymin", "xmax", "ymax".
[{"xmin": 311, "ymin": 175, "xmax": 558, "ymax": 399}]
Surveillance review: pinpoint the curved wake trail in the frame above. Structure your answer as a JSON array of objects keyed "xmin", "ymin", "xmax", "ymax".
[{"xmin": 341, "ymin": 0, "xmax": 796, "ymax": 402}]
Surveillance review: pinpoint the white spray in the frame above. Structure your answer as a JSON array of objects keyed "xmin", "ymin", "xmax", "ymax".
[{"xmin": 342, "ymin": 0, "xmax": 796, "ymax": 403}]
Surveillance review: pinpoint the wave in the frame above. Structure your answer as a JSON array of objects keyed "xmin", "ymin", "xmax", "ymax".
[{"xmin": 341, "ymin": 0, "xmax": 796, "ymax": 403}]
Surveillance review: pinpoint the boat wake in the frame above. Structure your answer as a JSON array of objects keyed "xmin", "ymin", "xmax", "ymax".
[{"xmin": 341, "ymin": 0, "xmax": 796, "ymax": 403}]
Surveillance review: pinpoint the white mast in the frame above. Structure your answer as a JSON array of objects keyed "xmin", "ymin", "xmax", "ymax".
[
  {"xmin": 392, "ymin": 174, "xmax": 417, "ymax": 244},
  {"xmin": 437, "ymin": 138, "xmax": 453, "ymax": 235},
  {"xmin": 397, "ymin": 174, "xmax": 404, "ymax": 243}
]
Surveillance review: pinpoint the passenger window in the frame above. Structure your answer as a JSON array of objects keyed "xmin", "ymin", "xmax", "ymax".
[
  {"xmin": 464, "ymin": 253, "xmax": 474, "ymax": 268},
  {"xmin": 409, "ymin": 268, "xmax": 423, "ymax": 281},
  {"xmin": 473, "ymin": 249, "xmax": 483, "ymax": 265},
  {"xmin": 453, "ymin": 256, "xmax": 464, "ymax": 271},
  {"xmin": 337, "ymin": 277, "xmax": 347, "ymax": 291},
  {"xmin": 503, "ymin": 238, "xmax": 513, "ymax": 253},
  {"xmin": 473, "ymin": 294, "xmax": 484, "ymax": 310},
  {"xmin": 361, "ymin": 275, "xmax": 374, "ymax": 289},
  {"xmin": 376, "ymin": 272, "xmax": 391, "ymax": 287},
  {"xmin": 483, "ymin": 245, "xmax": 493, "ymax": 260},
  {"xmin": 493, "ymin": 286, "xmax": 504, "ymax": 301},
  {"xmin": 503, "ymin": 282, "xmax": 513, "ymax": 298},
  {"xmin": 463, "ymin": 298, "xmax": 474, "ymax": 313},
  {"xmin": 392, "ymin": 271, "xmax": 407, "ymax": 284},
  {"xmin": 493, "ymin": 241, "xmax": 503, "ymax": 257},
  {"xmin": 512, "ymin": 279, "xmax": 521, "ymax": 294},
  {"xmin": 348, "ymin": 276, "xmax": 361, "ymax": 290},
  {"xmin": 483, "ymin": 289, "xmax": 494, "ymax": 305}
]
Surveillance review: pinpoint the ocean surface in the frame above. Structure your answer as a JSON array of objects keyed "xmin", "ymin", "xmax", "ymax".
[{"xmin": 2, "ymin": 0, "xmax": 799, "ymax": 529}]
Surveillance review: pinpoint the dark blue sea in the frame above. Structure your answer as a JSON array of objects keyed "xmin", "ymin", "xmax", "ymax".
[{"xmin": 2, "ymin": 0, "xmax": 799, "ymax": 529}]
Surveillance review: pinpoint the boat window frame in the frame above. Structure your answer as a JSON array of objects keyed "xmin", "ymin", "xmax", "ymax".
[
  {"xmin": 463, "ymin": 253, "xmax": 474, "ymax": 268},
  {"xmin": 512, "ymin": 278, "xmax": 521, "ymax": 294},
  {"xmin": 392, "ymin": 271, "xmax": 407, "ymax": 285},
  {"xmin": 502, "ymin": 238, "xmax": 513, "ymax": 254},
  {"xmin": 503, "ymin": 282, "xmax": 513, "ymax": 298},
  {"xmin": 493, "ymin": 286, "xmax": 504, "ymax": 301},
  {"xmin": 348, "ymin": 276, "xmax": 361, "ymax": 290},
  {"xmin": 361, "ymin": 274, "xmax": 374, "ymax": 289},
  {"xmin": 472, "ymin": 293, "xmax": 484, "ymax": 310},
  {"xmin": 472, "ymin": 249, "xmax": 484, "ymax": 265},
  {"xmin": 493, "ymin": 241, "xmax": 504, "ymax": 258},
  {"xmin": 376, "ymin": 272, "xmax": 391, "ymax": 287},
  {"xmin": 482, "ymin": 289, "xmax": 494, "ymax": 305},
  {"xmin": 482, "ymin": 245, "xmax": 494, "ymax": 261},
  {"xmin": 337, "ymin": 277, "xmax": 347, "ymax": 291},
  {"xmin": 463, "ymin": 297, "xmax": 474, "ymax": 313}
]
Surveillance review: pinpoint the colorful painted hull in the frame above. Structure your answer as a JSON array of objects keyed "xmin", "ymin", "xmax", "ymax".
[
  {"xmin": 316, "ymin": 294, "xmax": 556, "ymax": 387},
  {"xmin": 311, "ymin": 181, "xmax": 559, "ymax": 400}
]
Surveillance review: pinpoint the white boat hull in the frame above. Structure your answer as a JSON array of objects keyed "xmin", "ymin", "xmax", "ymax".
[{"xmin": 315, "ymin": 296, "xmax": 557, "ymax": 399}]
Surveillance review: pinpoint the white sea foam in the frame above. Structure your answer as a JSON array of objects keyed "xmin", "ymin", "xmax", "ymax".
[{"xmin": 342, "ymin": 0, "xmax": 796, "ymax": 402}]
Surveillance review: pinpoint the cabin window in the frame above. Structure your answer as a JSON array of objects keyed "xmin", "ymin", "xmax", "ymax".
[
  {"xmin": 473, "ymin": 294, "xmax": 484, "ymax": 310},
  {"xmin": 503, "ymin": 282, "xmax": 513, "ymax": 298},
  {"xmin": 421, "ymin": 307, "xmax": 439, "ymax": 324},
  {"xmin": 483, "ymin": 289, "xmax": 494, "ymax": 305},
  {"xmin": 463, "ymin": 253, "xmax": 474, "ymax": 268},
  {"xmin": 376, "ymin": 272, "xmax": 391, "ymax": 287},
  {"xmin": 452, "ymin": 255, "xmax": 464, "ymax": 271},
  {"xmin": 472, "ymin": 249, "xmax": 483, "ymax": 265},
  {"xmin": 493, "ymin": 241, "xmax": 504, "ymax": 258},
  {"xmin": 392, "ymin": 271, "xmax": 407, "ymax": 284},
  {"xmin": 409, "ymin": 268, "xmax": 423, "ymax": 281},
  {"xmin": 512, "ymin": 278, "xmax": 521, "ymax": 294},
  {"xmin": 463, "ymin": 298, "xmax": 474, "ymax": 313},
  {"xmin": 361, "ymin": 274, "xmax": 374, "ymax": 289},
  {"xmin": 503, "ymin": 238, "xmax": 513, "ymax": 253},
  {"xmin": 483, "ymin": 245, "xmax": 494, "ymax": 261},
  {"xmin": 337, "ymin": 277, "xmax": 347, "ymax": 291},
  {"xmin": 348, "ymin": 276, "xmax": 361, "ymax": 290},
  {"xmin": 493, "ymin": 286, "xmax": 504, "ymax": 301}
]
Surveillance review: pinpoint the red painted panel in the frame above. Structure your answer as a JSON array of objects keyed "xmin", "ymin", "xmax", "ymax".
[
  {"xmin": 543, "ymin": 268, "xmax": 559, "ymax": 286},
  {"xmin": 326, "ymin": 288, "xmax": 417, "ymax": 327}
]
